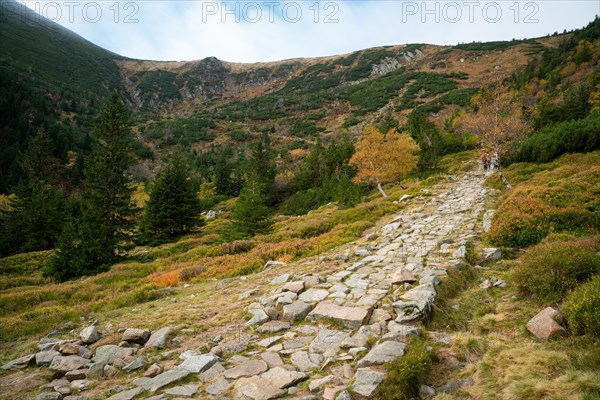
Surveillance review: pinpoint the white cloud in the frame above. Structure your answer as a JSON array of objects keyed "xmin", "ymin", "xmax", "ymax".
[{"xmin": 18, "ymin": 0, "xmax": 600, "ymax": 62}]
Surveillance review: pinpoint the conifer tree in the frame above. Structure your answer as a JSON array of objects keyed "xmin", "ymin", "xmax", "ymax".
[
  {"xmin": 0, "ymin": 127, "xmax": 66, "ymax": 256},
  {"xmin": 248, "ymin": 132, "xmax": 276, "ymax": 205},
  {"xmin": 230, "ymin": 172, "xmax": 273, "ymax": 238},
  {"xmin": 139, "ymin": 150, "xmax": 202, "ymax": 243},
  {"xmin": 46, "ymin": 93, "xmax": 135, "ymax": 281}
]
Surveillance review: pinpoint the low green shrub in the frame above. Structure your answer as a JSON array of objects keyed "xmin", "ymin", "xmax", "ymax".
[
  {"xmin": 508, "ymin": 112, "xmax": 600, "ymax": 164},
  {"xmin": 374, "ymin": 338, "xmax": 433, "ymax": 400},
  {"xmin": 513, "ymin": 236, "xmax": 600, "ymax": 303},
  {"xmin": 563, "ymin": 274, "xmax": 600, "ymax": 336}
]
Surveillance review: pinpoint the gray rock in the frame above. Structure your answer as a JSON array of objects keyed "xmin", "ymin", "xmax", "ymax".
[
  {"xmin": 206, "ymin": 377, "xmax": 230, "ymax": 395},
  {"xmin": 1, "ymin": 354, "xmax": 35, "ymax": 370},
  {"xmin": 106, "ymin": 388, "xmax": 143, "ymax": 400},
  {"xmin": 282, "ymin": 281, "xmax": 305, "ymax": 294},
  {"xmin": 291, "ymin": 351, "xmax": 321, "ymax": 371},
  {"xmin": 36, "ymin": 350, "xmax": 61, "ymax": 366},
  {"xmin": 419, "ymin": 384, "xmax": 435, "ymax": 398},
  {"xmin": 36, "ymin": 393, "xmax": 62, "ymax": 400},
  {"xmin": 263, "ymin": 260, "xmax": 287, "ymax": 270},
  {"xmin": 176, "ymin": 353, "xmax": 219, "ymax": 373},
  {"xmin": 144, "ymin": 363, "xmax": 163, "ymax": 378},
  {"xmin": 145, "ymin": 326, "xmax": 172, "ymax": 349},
  {"xmin": 282, "ymin": 301, "xmax": 313, "ymax": 322},
  {"xmin": 307, "ymin": 301, "xmax": 372, "ymax": 329},
  {"xmin": 70, "ymin": 379, "xmax": 90, "ymax": 391},
  {"xmin": 122, "ymin": 328, "xmax": 151, "ymax": 344},
  {"xmin": 482, "ymin": 210, "xmax": 495, "ymax": 233},
  {"xmin": 261, "ymin": 366, "xmax": 308, "ymax": 388},
  {"xmin": 224, "ymin": 359, "xmax": 268, "ymax": 379},
  {"xmin": 65, "ymin": 369, "xmax": 87, "ymax": 381},
  {"xmin": 383, "ymin": 322, "xmax": 420, "ymax": 341},
  {"xmin": 123, "ymin": 356, "xmax": 147, "ymax": 372},
  {"xmin": 261, "ymin": 352, "xmax": 284, "ymax": 367},
  {"xmin": 358, "ymin": 341, "xmax": 406, "ymax": 367},
  {"xmin": 85, "ymin": 362, "xmax": 106, "ymax": 379},
  {"xmin": 309, "ymin": 375, "xmax": 333, "ymax": 391},
  {"xmin": 136, "ymin": 369, "xmax": 191, "ymax": 392},
  {"xmin": 234, "ymin": 376, "xmax": 285, "ymax": 400},
  {"xmin": 352, "ymin": 368, "xmax": 386, "ymax": 396},
  {"xmin": 335, "ymin": 390, "xmax": 353, "ymax": 400},
  {"xmin": 257, "ymin": 320, "xmax": 291, "ymax": 334},
  {"xmin": 245, "ymin": 308, "xmax": 270, "ymax": 327},
  {"xmin": 393, "ymin": 284, "xmax": 436, "ymax": 322},
  {"xmin": 198, "ymin": 362, "xmax": 225, "ymax": 382},
  {"xmin": 526, "ymin": 307, "xmax": 565, "ymax": 340},
  {"xmin": 452, "ymin": 246, "xmax": 466, "ymax": 258},
  {"xmin": 484, "ymin": 248, "xmax": 502, "ymax": 260},
  {"xmin": 93, "ymin": 345, "xmax": 135, "ymax": 365},
  {"xmin": 164, "ymin": 384, "xmax": 199, "ymax": 396},
  {"xmin": 79, "ymin": 326, "xmax": 100, "ymax": 345},
  {"xmin": 310, "ymin": 329, "xmax": 349, "ymax": 357},
  {"xmin": 299, "ymin": 288, "xmax": 329, "ymax": 303},
  {"xmin": 49, "ymin": 356, "xmax": 90, "ymax": 373},
  {"xmin": 270, "ymin": 274, "xmax": 293, "ymax": 285}
]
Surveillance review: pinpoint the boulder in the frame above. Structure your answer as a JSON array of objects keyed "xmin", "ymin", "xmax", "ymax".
[
  {"xmin": 391, "ymin": 269, "xmax": 417, "ymax": 284},
  {"xmin": 176, "ymin": 353, "xmax": 219, "ymax": 373},
  {"xmin": 307, "ymin": 301, "xmax": 372, "ymax": 329},
  {"xmin": 49, "ymin": 356, "xmax": 90, "ymax": 374},
  {"xmin": 309, "ymin": 375, "xmax": 334, "ymax": 391},
  {"xmin": 224, "ymin": 359, "xmax": 268, "ymax": 379},
  {"xmin": 526, "ymin": 307, "xmax": 565, "ymax": 340},
  {"xmin": 79, "ymin": 326, "xmax": 100, "ymax": 345},
  {"xmin": 36, "ymin": 350, "xmax": 61, "ymax": 366},
  {"xmin": 93, "ymin": 345, "xmax": 135, "ymax": 365},
  {"xmin": 483, "ymin": 248, "xmax": 502, "ymax": 260},
  {"xmin": 393, "ymin": 284, "xmax": 436, "ymax": 322},
  {"xmin": 246, "ymin": 308, "xmax": 270, "ymax": 327},
  {"xmin": 144, "ymin": 326, "xmax": 172, "ymax": 349},
  {"xmin": 206, "ymin": 377, "xmax": 229, "ymax": 395},
  {"xmin": 164, "ymin": 384, "xmax": 199, "ymax": 396},
  {"xmin": 1, "ymin": 354, "xmax": 35, "ymax": 370},
  {"xmin": 282, "ymin": 301, "xmax": 313, "ymax": 322},
  {"xmin": 263, "ymin": 260, "xmax": 287, "ymax": 270},
  {"xmin": 352, "ymin": 368, "xmax": 386, "ymax": 396},
  {"xmin": 136, "ymin": 369, "xmax": 191, "ymax": 392},
  {"xmin": 299, "ymin": 288, "xmax": 329, "ymax": 303},
  {"xmin": 357, "ymin": 341, "xmax": 406, "ymax": 367},
  {"xmin": 261, "ymin": 366, "xmax": 308, "ymax": 389},
  {"xmin": 234, "ymin": 376, "xmax": 285, "ymax": 400},
  {"xmin": 282, "ymin": 281, "xmax": 305, "ymax": 294},
  {"xmin": 106, "ymin": 388, "xmax": 143, "ymax": 400},
  {"xmin": 270, "ymin": 274, "xmax": 294, "ymax": 285},
  {"xmin": 122, "ymin": 328, "xmax": 151, "ymax": 344},
  {"xmin": 257, "ymin": 320, "xmax": 291, "ymax": 334},
  {"xmin": 123, "ymin": 356, "xmax": 147, "ymax": 372}
]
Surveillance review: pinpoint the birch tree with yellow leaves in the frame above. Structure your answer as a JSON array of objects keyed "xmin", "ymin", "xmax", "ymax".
[{"xmin": 349, "ymin": 125, "xmax": 419, "ymax": 197}]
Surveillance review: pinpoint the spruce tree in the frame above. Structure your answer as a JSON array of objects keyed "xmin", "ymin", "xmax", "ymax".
[
  {"xmin": 230, "ymin": 172, "xmax": 273, "ymax": 238},
  {"xmin": 46, "ymin": 93, "xmax": 135, "ymax": 281},
  {"xmin": 139, "ymin": 150, "xmax": 202, "ymax": 243},
  {"xmin": 0, "ymin": 127, "xmax": 66, "ymax": 256},
  {"xmin": 248, "ymin": 132, "xmax": 276, "ymax": 205}
]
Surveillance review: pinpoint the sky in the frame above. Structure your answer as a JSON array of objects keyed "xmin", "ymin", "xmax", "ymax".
[{"xmin": 16, "ymin": 0, "xmax": 600, "ymax": 62}]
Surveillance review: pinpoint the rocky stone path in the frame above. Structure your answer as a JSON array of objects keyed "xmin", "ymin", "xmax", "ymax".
[{"xmin": 11, "ymin": 172, "xmax": 499, "ymax": 400}]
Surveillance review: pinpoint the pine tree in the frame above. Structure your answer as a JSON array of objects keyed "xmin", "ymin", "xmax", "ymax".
[
  {"xmin": 0, "ymin": 127, "xmax": 66, "ymax": 256},
  {"xmin": 248, "ymin": 132, "xmax": 276, "ymax": 205},
  {"xmin": 229, "ymin": 172, "xmax": 273, "ymax": 239},
  {"xmin": 214, "ymin": 151, "xmax": 234, "ymax": 196},
  {"xmin": 139, "ymin": 150, "xmax": 202, "ymax": 243},
  {"xmin": 46, "ymin": 93, "xmax": 136, "ymax": 281}
]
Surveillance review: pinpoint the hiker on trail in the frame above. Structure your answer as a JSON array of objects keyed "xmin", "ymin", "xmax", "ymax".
[{"xmin": 480, "ymin": 150, "xmax": 490, "ymax": 174}]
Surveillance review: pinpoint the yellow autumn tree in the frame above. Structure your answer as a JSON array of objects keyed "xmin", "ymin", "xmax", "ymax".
[{"xmin": 349, "ymin": 125, "xmax": 419, "ymax": 197}]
